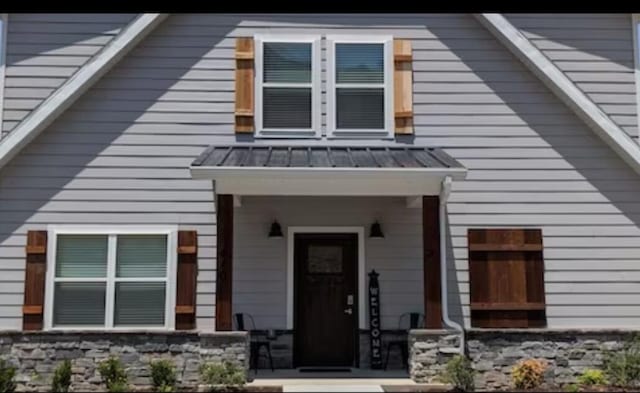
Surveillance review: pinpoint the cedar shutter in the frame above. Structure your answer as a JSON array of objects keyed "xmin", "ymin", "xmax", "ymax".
[
  {"xmin": 468, "ymin": 228, "xmax": 546, "ymax": 328},
  {"xmin": 235, "ymin": 37, "xmax": 255, "ymax": 133},
  {"xmin": 175, "ymin": 230, "xmax": 198, "ymax": 330},
  {"xmin": 394, "ymin": 39, "xmax": 413, "ymax": 135},
  {"xmin": 23, "ymin": 230, "xmax": 47, "ymax": 331}
]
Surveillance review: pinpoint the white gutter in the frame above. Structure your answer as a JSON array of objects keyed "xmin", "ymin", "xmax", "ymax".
[{"xmin": 440, "ymin": 176, "xmax": 465, "ymax": 354}]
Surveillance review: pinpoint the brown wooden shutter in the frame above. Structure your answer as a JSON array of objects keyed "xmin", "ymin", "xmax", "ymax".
[
  {"xmin": 468, "ymin": 228, "xmax": 546, "ymax": 328},
  {"xmin": 394, "ymin": 39, "xmax": 413, "ymax": 135},
  {"xmin": 176, "ymin": 230, "xmax": 198, "ymax": 330},
  {"xmin": 23, "ymin": 230, "xmax": 47, "ymax": 331},
  {"xmin": 235, "ymin": 37, "xmax": 255, "ymax": 133}
]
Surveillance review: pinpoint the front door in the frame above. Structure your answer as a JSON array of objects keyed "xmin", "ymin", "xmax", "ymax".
[{"xmin": 294, "ymin": 233, "xmax": 358, "ymax": 367}]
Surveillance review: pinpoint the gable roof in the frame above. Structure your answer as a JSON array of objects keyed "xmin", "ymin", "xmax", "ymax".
[
  {"xmin": 475, "ymin": 13, "xmax": 640, "ymax": 176},
  {"xmin": 0, "ymin": 13, "xmax": 168, "ymax": 171}
]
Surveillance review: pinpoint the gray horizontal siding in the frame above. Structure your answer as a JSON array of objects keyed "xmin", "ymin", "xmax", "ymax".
[
  {"xmin": 505, "ymin": 13, "xmax": 638, "ymax": 140},
  {"xmin": 0, "ymin": 13, "xmax": 639, "ymax": 331},
  {"xmin": 1, "ymin": 13, "xmax": 136, "ymax": 136}
]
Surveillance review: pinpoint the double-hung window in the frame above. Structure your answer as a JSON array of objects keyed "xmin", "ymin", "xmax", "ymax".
[
  {"xmin": 327, "ymin": 36, "xmax": 394, "ymax": 138},
  {"xmin": 255, "ymin": 35, "xmax": 321, "ymax": 137},
  {"xmin": 45, "ymin": 228, "xmax": 176, "ymax": 330}
]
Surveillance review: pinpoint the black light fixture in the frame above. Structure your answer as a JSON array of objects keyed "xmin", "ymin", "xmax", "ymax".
[
  {"xmin": 268, "ymin": 220, "xmax": 283, "ymax": 238},
  {"xmin": 369, "ymin": 221, "xmax": 384, "ymax": 238}
]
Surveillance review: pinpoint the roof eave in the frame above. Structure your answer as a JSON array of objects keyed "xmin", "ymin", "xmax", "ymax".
[{"xmin": 475, "ymin": 13, "xmax": 640, "ymax": 176}]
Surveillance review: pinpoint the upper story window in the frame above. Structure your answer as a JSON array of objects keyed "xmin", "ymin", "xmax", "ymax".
[
  {"xmin": 327, "ymin": 36, "xmax": 394, "ymax": 138},
  {"xmin": 255, "ymin": 36, "xmax": 321, "ymax": 138},
  {"xmin": 45, "ymin": 228, "xmax": 176, "ymax": 330}
]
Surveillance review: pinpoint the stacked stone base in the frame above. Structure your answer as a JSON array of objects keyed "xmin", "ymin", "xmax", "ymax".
[
  {"xmin": 410, "ymin": 328, "xmax": 637, "ymax": 390},
  {"xmin": 0, "ymin": 331, "xmax": 249, "ymax": 392}
]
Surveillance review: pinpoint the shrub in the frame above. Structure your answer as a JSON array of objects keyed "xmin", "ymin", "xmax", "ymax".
[
  {"xmin": 150, "ymin": 359, "xmax": 177, "ymax": 393},
  {"xmin": 603, "ymin": 335, "xmax": 640, "ymax": 387},
  {"xmin": 51, "ymin": 360, "xmax": 72, "ymax": 393},
  {"xmin": 199, "ymin": 361, "xmax": 245, "ymax": 392},
  {"xmin": 512, "ymin": 358, "xmax": 547, "ymax": 390},
  {"xmin": 98, "ymin": 357, "xmax": 129, "ymax": 393},
  {"xmin": 440, "ymin": 355, "xmax": 475, "ymax": 392},
  {"xmin": 0, "ymin": 359, "xmax": 16, "ymax": 393},
  {"xmin": 563, "ymin": 383, "xmax": 580, "ymax": 393},
  {"xmin": 577, "ymin": 369, "xmax": 606, "ymax": 386}
]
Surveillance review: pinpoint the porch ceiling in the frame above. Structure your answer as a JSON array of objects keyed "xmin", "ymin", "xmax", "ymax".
[{"xmin": 189, "ymin": 145, "xmax": 466, "ymax": 196}]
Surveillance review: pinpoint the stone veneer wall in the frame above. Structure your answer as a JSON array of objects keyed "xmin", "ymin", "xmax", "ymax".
[
  {"xmin": 0, "ymin": 331, "xmax": 249, "ymax": 392},
  {"xmin": 410, "ymin": 329, "xmax": 638, "ymax": 390}
]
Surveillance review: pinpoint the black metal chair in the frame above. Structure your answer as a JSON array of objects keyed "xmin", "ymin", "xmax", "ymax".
[
  {"xmin": 383, "ymin": 312, "xmax": 424, "ymax": 370},
  {"xmin": 234, "ymin": 313, "xmax": 274, "ymax": 372}
]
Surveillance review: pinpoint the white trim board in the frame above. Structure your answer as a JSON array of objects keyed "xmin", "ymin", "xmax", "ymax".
[
  {"xmin": 286, "ymin": 226, "xmax": 366, "ymax": 330},
  {"xmin": 0, "ymin": 14, "xmax": 7, "ymax": 137},
  {"xmin": 192, "ymin": 167, "xmax": 466, "ymax": 196},
  {"xmin": 0, "ymin": 13, "xmax": 168, "ymax": 170},
  {"xmin": 475, "ymin": 13, "xmax": 640, "ymax": 176},
  {"xmin": 633, "ymin": 14, "xmax": 640, "ymax": 141}
]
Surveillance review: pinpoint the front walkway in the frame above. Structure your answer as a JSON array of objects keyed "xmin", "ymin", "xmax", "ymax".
[{"xmin": 247, "ymin": 369, "xmax": 446, "ymax": 392}]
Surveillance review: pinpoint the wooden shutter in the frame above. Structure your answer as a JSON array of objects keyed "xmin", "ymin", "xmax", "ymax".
[
  {"xmin": 468, "ymin": 228, "xmax": 546, "ymax": 328},
  {"xmin": 394, "ymin": 39, "xmax": 413, "ymax": 135},
  {"xmin": 235, "ymin": 37, "xmax": 255, "ymax": 133},
  {"xmin": 23, "ymin": 230, "xmax": 47, "ymax": 331},
  {"xmin": 176, "ymin": 230, "xmax": 198, "ymax": 330}
]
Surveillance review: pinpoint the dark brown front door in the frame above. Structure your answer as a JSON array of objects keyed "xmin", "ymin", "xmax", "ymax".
[{"xmin": 294, "ymin": 233, "xmax": 358, "ymax": 368}]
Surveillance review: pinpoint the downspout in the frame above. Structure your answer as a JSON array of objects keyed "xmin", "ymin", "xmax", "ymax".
[{"xmin": 439, "ymin": 176, "xmax": 465, "ymax": 354}]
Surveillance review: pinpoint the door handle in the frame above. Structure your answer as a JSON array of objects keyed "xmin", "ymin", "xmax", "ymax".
[{"xmin": 344, "ymin": 308, "xmax": 353, "ymax": 315}]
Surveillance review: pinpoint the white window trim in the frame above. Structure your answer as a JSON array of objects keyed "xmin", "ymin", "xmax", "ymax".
[
  {"xmin": 44, "ymin": 226, "xmax": 178, "ymax": 331},
  {"xmin": 326, "ymin": 35, "xmax": 394, "ymax": 139},
  {"xmin": 633, "ymin": 14, "xmax": 640, "ymax": 141},
  {"xmin": 254, "ymin": 34, "xmax": 321, "ymax": 139},
  {"xmin": 286, "ymin": 226, "xmax": 365, "ymax": 330},
  {"xmin": 0, "ymin": 14, "xmax": 8, "ymax": 134}
]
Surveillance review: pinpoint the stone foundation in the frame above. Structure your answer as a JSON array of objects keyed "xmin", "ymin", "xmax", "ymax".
[
  {"xmin": 0, "ymin": 331, "xmax": 249, "ymax": 392},
  {"xmin": 409, "ymin": 328, "xmax": 639, "ymax": 390}
]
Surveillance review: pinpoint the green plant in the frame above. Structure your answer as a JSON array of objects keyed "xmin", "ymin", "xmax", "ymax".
[
  {"xmin": 603, "ymin": 335, "xmax": 640, "ymax": 387},
  {"xmin": 440, "ymin": 355, "xmax": 475, "ymax": 392},
  {"xmin": 51, "ymin": 360, "xmax": 72, "ymax": 393},
  {"xmin": 577, "ymin": 369, "xmax": 606, "ymax": 386},
  {"xmin": 150, "ymin": 359, "xmax": 177, "ymax": 393},
  {"xmin": 98, "ymin": 357, "xmax": 129, "ymax": 393},
  {"xmin": 564, "ymin": 383, "xmax": 580, "ymax": 393},
  {"xmin": 512, "ymin": 358, "xmax": 547, "ymax": 390},
  {"xmin": 0, "ymin": 359, "xmax": 16, "ymax": 393},
  {"xmin": 199, "ymin": 361, "xmax": 246, "ymax": 392}
]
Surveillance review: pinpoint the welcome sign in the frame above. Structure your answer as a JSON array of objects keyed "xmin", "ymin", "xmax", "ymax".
[{"xmin": 368, "ymin": 270, "xmax": 382, "ymax": 369}]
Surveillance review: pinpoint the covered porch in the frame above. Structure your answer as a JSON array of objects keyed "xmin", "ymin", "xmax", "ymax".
[{"xmin": 190, "ymin": 145, "xmax": 466, "ymax": 371}]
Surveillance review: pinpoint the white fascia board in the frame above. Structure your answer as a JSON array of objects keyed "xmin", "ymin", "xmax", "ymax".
[
  {"xmin": 475, "ymin": 13, "xmax": 640, "ymax": 176},
  {"xmin": 190, "ymin": 166, "xmax": 467, "ymax": 196},
  {"xmin": 0, "ymin": 13, "xmax": 168, "ymax": 170}
]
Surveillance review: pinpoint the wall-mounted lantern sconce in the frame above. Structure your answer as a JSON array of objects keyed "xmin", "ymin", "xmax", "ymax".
[
  {"xmin": 268, "ymin": 220, "xmax": 283, "ymax": 238},
  {"xmin": 369, "ymin": 221, "xmax": 384, "ymax": 238}
]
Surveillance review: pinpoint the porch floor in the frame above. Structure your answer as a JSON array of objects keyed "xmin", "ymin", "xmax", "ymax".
[{"xmin": 247, "ymin": 369, "xmax": 447, "ymax": 392}]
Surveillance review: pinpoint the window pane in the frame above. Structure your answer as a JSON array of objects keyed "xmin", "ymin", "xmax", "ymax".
[
  {"xmin": 263, "ymin": 87, "xmax": 312, "ymax": 129},
  {"xmin": 264, "ymin": 42, "xmax": 311, "ymax": 83},
  {"xmin": 53, "ymin": 282, "xmax": 106, "ymax": 326},
  {"xmin": 336, "ymin": 43, "xmax": 384, "ymax": 84},
  {"xmin": 117, "ymin": 235, "xmax": 167, "ymax": 278},
  {"xmin": 115, "ymin": 282, "xmax": 166, "ymax": 326},
  {"xmin": 336, "ymin": 88, "xmax": 384, "ymax": 129},
  {"xmin": 56, "ymin": 235, "xmax": 108, "ymax": 278}
]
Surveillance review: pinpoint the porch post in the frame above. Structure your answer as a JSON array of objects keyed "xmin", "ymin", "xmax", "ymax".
[
  {"xmin": 215, "ymin": 194, "xmax": 234, "ymax": 331},
  {"xmin": 423, "ymin": 195, "xmax": 443, "ymax": 328}
]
